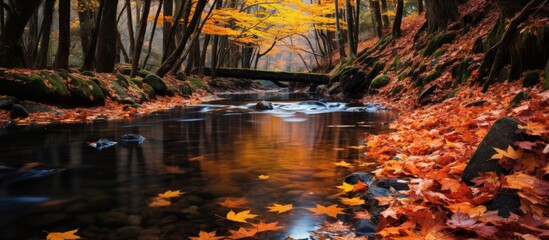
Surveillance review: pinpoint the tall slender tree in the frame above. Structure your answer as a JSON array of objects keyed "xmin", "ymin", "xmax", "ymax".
[
  {"xmin": 35, "ymin": 0, "xmax": 56, "ymax": 69},
  {"xmin": 54, "ymin": 0, "xmax": 70, "ymax": 69},
  {"xmin": 130, "ymin": 0, "xmax": 151, "ymax": 77},
  {"xmin": 96, "ymin": 0, "xmax": 119, "ymax": 72}
]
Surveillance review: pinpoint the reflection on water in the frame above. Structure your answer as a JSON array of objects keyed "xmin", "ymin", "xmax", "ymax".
[{"xmin": 0, "ymin": 93, "xmax": 392, "ymax": 240}]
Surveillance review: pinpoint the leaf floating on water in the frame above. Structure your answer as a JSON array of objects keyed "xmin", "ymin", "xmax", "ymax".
[
  {"xmin": 267, "ymin": 203, "xmax": 293, "ymax": 214},
  {"xmin": 258, "ymin": 175, "xmax": 270, "ymax": 180},
  {"xmin": 46, "ymin": 228, "xmax": 81, "ymax": 240},
  {"xmin": 334, "ymin": 161, "xmax": 352, "ymax": 168},
  {"xmin": 340, "ymin": 197, "xmax": 365, "ymax": 206},
  {"xmin": 254, "ymin": 221, "xmax": 285, "ymax": 232},
  {"xmin": 354, "ymin": 210, "xmax": 372, "ymax": 219},
  {"xmin": 336, "ymin": 182, "xmax": 354, "ymax": 192},
  {"xmin": 227, "ymin": 227, "xmax": 257, "ymax": 239},
  {"xmin": 148, "ymin": 197, "xmax": 171, "ymax": 207},
  {"xmin": 218, "ymin": 197, "xmax": 249, "ymax": 208},
  {"xmin": 306, "ymin": 204, "xmax": 345, "ymax": 218},
  {"xmin": 189, "ymin": 230, "xmax": 224, "ymax": 240},
  {"xmin": 157, "ymin": 190, "xmax": 184, "ymax": 199},
  {"xmin": 226, "ymin": 210, "xmax": 257, "ymax": 223},
  {"xmin": 353, "ymin": 180, "xmax": 368, "ymax": 192}
]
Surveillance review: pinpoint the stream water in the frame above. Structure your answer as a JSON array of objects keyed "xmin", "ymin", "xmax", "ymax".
[{"xmin": 0, "ymin": 92, "xmax": 393, "ymax": 240}]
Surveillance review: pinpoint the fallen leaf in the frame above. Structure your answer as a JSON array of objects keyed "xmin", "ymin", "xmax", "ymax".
[
  {"xmin": 354, "ymin": 210, "xmax": 371, "ymax": 219},
  {"xmin": 158, "ymin": 190, "xmax": 184, "ymax": 199},
  {"xmin": 518, "ymin": 122, "xmax": 548, "ymax": 136},
  {"xmin": 254, "ymin": 221, "xmax": 284, "ymax": 232},
  {"xmin": 226, "ymin": 210, "xmax": 257, "ymax": 223},
  {"xmin": 491, "ymin": 145, "xmax": 522, "ymax": 160},
  {"xmin": 189, "ymin": 230, "xmax": 224, "ymax": 240},
  {"xmin": 218, "ymin": 197, "xmax": 249, "ymax": 208},
  {"xmin": 353, "ymin": 180, "xmax": 368, "ymax": 192},
  {"xmin": 334, "ymin": 161, "xmax": 352, "ymax": 168},
  {"xmin": 46, "ymin": 228, "xmax": 81, "ymax": 240},
  {"xmin": 336, "ymin": 182, "xmax": 354, "ymax": 192},
  {"xmin": 227, "ymin": 227, "xmax": 257, "ymax": 239},
  {"xmin": 267, "ymin": 203, "xmax": 293, "ymax": 214},
  {"xmin": 514, "ymin": 141, "xmax": 537, "ymax": 150},
  {"xmin": 148, "ymin": 197, "xmax": 171, "ymax": 207},
  {"xmin": 307, "ymin": 204, "xmax": 345, "ymax": 218},
  {"xmin": 340, "ymin": 197, "xmax": 365, "ymax": 206},
  {"xmin": 258, "ymin": 175, "xmax": 270, "ymax": 180}
]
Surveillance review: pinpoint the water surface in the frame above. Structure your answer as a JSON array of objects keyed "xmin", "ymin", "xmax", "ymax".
[{"xmin": 0, "ymin": 93, "xmax": 392, "ymax": 239}]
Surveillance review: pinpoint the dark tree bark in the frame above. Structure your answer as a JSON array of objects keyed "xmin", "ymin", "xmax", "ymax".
[
  {"xmin": 156, "ymin": 0, "xmax": 208, "ymax": 77},
  {"xmin": 143, "ymin": 0, "xmax": 163, "ymax": 68},
  {"xmin": 54, "ymin": 0, "xmax": 70, "ymax": 69},
  {"xmin": 95, "ymin": 0, "xmax": 119, "ymax": 72},
  {"xmin": 125, "ymin": 0, "xmax": 135, "ymax": 58},
  {"xmin": 26, "ymin": 10, "xmax": 39, "ymax": 64},
  {"xmin": 81, "ymin": 0, "xmax": 106, "ymax": 71},
  {"xmin": 130, "ymin": 0, "xmax": 151, "ymax": 77},
  {"xmin": 345, "ymin": 0, "xmax": 357, "ymax": 57},
  {"xmin": 162, "ymin": 0, "xmax": 173, "ymax": 57},
  {"xmin": 418, "ymin": 0, "xmax": 424, "ymax": 13},
  {"xmin": 425, "ymin": 0, "xmax": 459, "ymax": 33},
  {"xmin": 35, "ymin": 0, "xmax": 55, "ymax": 69},
  {"xmin": 370, "ymin": 0, "xmax": 383, "ymax": 38},
  {"xmin": 392, "ymin": 0, "xmax": 404, "ymax": 38},
  {"xmin": 335, "ymin": 0, "xmax": 346, "ymax": 62},
  {"xmin": 380, "ymin": 0, "xmax": 390, "ymax": 28},
  {"xmin": 77, "ymin": 0, "xmax": 95, "ymax": 55},
  {"xmin": 162, "ymin": 0, "xmax": 186, "ymax": 63},
  {"xmin": 0, "ymin": 0, "xmax": 42, "ymax": 68}
]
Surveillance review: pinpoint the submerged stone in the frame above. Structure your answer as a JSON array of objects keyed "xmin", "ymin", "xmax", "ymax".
[
  {"xmin": 252, "ymin": 101, "xmax": 273, "ymax": 110},
  {"xmin": 120, "ymin": 134, "xmax": 145, "ymax": 147},
  {"xmin": 89, "ymin": 138, "xmax": 117, "ymax": 150}
]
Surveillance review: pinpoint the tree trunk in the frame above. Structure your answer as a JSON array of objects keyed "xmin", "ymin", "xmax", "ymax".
[
  {"xmin": 0, "ymin": 0, "xmax": 42, "ymax": 68},
  {"xmin": 425, "ymin": 0, "xmax": 459, "ymax": 33},
  {"xmin": 126, "ymin": 0, "xmax": 135, "ymax": 58},
  {"xmin": 156, "ymin": 0, "xmax": 208, "ymax": 77},
  {"xmin": 54, "ymin": 0, "xmax": 70, "ymax": 69},
  {"xmin": 143, "ymin": 0, "xmax": 163, "ymax": 69},
  {"xmin": 392, "ymin": 0, "xmax": 404, "ymax": 37},
  {"xmin": 380, "ymin": 0, "xmax": 390, "ymax": 28},
  {"xmin": 95, "ymin": 0, "xmax": 119, "ymax": 73},
  {"xmin": 130, "ymin": 0, "xmax": 151, "ymax": 77},
  {"xmin": 370, "ymin": 0, "xmax": 383, "ymax": 38},
  {"xmin": 345, "ymin": 0, "xmax": 357, "ymax": 57},
  {"xmin": 418, "ymin": 0, "xmax": 424, "ymax": 13},
  {"xmin": 77, "ymin": 0, "xmax": 94, "ymax": 56},
  {"xmin": 35, "ymin": 0, "xmax": 55, "ymax": 69},
  {"xmin": 162, "ymin": 0, "xmax": 186, "ymax": 63},
  {"xmin": 81, "ymin": 0, "xmax": 105, "ymax": 71},
  {"xmin": 335, "ymin": 0, "xmax": 346, "ymax": 62},
  {"xmin": 162, "ymin": 0, "xmax": 173, "ymax": 57}
]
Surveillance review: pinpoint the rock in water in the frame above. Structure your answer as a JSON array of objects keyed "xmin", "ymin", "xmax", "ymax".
[
  {"xmin": 89, "ymin": 138, "xmax": 117, "ymax": 150},
  {"xmin": 253, "ymin": 101, "xmax": 273, "ymax": 110},
  {"xmin": 120, "ymin": 134, "xmax": 145, "ymax": 147},
  {"xmin": 462, "ymin": 117, "xmax": 522, "ymax": 184},
  {"xmin": 9, "ymin": 104, "xmax": 29, "ymax": 119}
]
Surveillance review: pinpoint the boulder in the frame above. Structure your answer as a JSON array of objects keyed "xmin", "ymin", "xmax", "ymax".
[
  {"xmin": 0, "ymin": 96, "xmax": 21, "ymax": 110},
  {"xmin": 523, "ymin": 70, "xmax": 540, "ymax": 87},
  {"xmin": 509, "ymin": 91, "xmax": 529, "ymax": 107},
  {"xmin": 67, "ymin": 74, "xmax": 105, "ymax": 106},
  {"xmin": 143, "ymin": 74, "xmax": 167, "ymax": 96},
  {"xmin": 462, "ymin": 117, "xmax": 522, "ymax": 184},
  {"xmin": 9, "ymin": 104, "xmax": 29, "ymax": 119},
  {"xmin": 418, "ymin": 85, "xmax": 437, "ymax": 105},
  {"xmin": 369, "ymin": 75, "xmax": 390, "ymax": 90},
  {"xmin": 253, "ymin": 101, "xmax": 273, "ymax": 110},
  {"xmin": 485, "ymin": 188, "xmax": 521, "ymax": 217}
]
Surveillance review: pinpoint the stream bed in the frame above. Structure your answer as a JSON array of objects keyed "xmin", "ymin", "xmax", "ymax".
[{"xmin": 0, "ymin": 92, "xmax": 393, "ymax": 240}]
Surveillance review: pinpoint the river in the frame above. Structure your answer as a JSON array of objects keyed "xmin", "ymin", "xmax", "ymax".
[{"xmin": 0, "ymin": 92, "xmax": 392, "ymax": 240}]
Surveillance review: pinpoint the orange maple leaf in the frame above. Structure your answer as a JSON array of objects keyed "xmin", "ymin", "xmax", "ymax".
[
  {"xmin": 226, "ymin": 209, "xmax": 257, "ymax": 223},
  {"xmin": 218, "ymin": 197, "xmax": 249, "ymax": 208},
  {"xmin": 46, "ymin": 228, "xmax": 81, "ymax": 240},
  {"xmin": 227, "ymin": 227, "xmax": 257, "ymax": 239},
  {"xmin": 353, "ymin": 180, "xmax": 368, "ymax": 192},
  {"xmin": 189, "ymin": 230, "xmax": 223, "ymax": 240},
  {"xmin": 354, "ymin": 210, "xmax": 371, "ymax": 219},
  {"xmin": 267, "ymin": 203, "xmax": 293, "ymax": 214},
  {"xmin": 148, "ymin": 197, "xmax": 171, "ymax": 207},
  {"xmin": 253, "ymin": 221, "xmax": 284, "ymax": 232},
  {"xmin": 157, "ymin": 190, "xmax": 184, "ymax": 199},
  {"xmin": 340, "ymin": 197, "xmax": 365, "ymax": 206},
  {"xmin": 491, "ymin": 145, "xmax": 522, "ymax": 160},
  {"xmin": 306, "ymin": 204, "xmax": 345, "ymax": 218}
]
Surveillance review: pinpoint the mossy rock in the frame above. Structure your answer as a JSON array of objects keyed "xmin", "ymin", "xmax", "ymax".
[
  {"xmin": 67, "ymin": 74, "xmax": 105, "ymax": 106},
  {"xmin": 423, "ymin": 33, "xmax": 457, "ymax": 56},
  {"xmin": 179, "ymin": 82, "xmax": 194, "ymax": 96},
  {"xmin": 423, "ymin": 71, "xmax": 442, "ymax": 85},
  {"xmin": 370, "ymin": 75, "xmax": 390, "ymax": 89},
  {"xmin": 40, "ymin": 71, "xmax": 69, "ymax": 100},
  {"xmin": 189, "ymin": 78, "xmax": 210, "ymax": 91},
  {"xmin": 90, "ymin": 77, "xmax": 112, "ymax": 98},
  {"xmin": 451, "ymin": 58, "xmax": 473, "ymax": 86},
  {"xmin": 80, "ymin": 70, "xmax": 95, "ymax": 77},
  {"xmin": 129, "ymin": 78, "xmax": 143, "ymax": 87},
  {"xmin": 138, "ymin": 70, "xmax": 154, "ymax": 78},
  {"xmin": 509, "ymin": 91, "xmax": 529, "ymax": 107},
  {"xmin": 144, "ymin": 74, "xmax": 168, "ymax": 95},
  {"xmin": 0, "ymin": 73, "xmax": 69, "ymax": 103},
  {"xmin": 543, "ymin": 60, "xmax": 549, "ymax": 91},
  {"xmin": 465, "ymin": 100, "xmax": 488, "ymax": 108},
  {"xmin": 142, "ymin": 83, "xmax": 156, "ymax": 99},
  {"xmin": 115, "ymin": 73, "xmax": 129, "ymax": 88},
  {"xmin": 389, "ymin": 84, "xmax": 404, "ymax": 97},
  {"xmin": 523, "ymin": 70, "xmax": 540, "ymax": 87},
  {"xmin": 109, "ymin": 80, "xmax": 132, "ymax": 102},
  {"xmin": 443, "ymin": 89, "xmax": 458, "ymax": 100},
  {"xmin": 432, "ymin": 49, "xmax": 448, "ymax": 58},
  {"xmin": 176, "ymin": 71, "xmax": 187, "ymax": 81},
  {"xmin": 118, "ymin": 67, "xmax": 131, "ymax": 76}
]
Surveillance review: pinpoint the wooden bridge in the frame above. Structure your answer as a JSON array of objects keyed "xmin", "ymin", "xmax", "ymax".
[{"xmin": 201, "ymin": 67, "xmax": 330, "ymax": 84}]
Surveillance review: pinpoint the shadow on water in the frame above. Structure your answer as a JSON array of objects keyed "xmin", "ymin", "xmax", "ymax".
[{"xmin": 0, "ymin": 93, "xmax": 393, "ymax": 239}]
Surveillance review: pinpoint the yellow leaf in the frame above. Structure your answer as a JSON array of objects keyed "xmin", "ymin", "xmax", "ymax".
[
  {"xmin": 218, "ymin": 197, "xmax": 249, "ymax": 208},
  {"xmin": 189, "ymin": 230, "xmax": 223, "ymax": 240},
  {"xmin": 148, "ymin": 197, "xmax": 171, "ymax": 207},
  {"xmin": 491, "ymin": 145, "xmax": 522, "ymax": 160},
  {"xmin": 226, "ymin": 210, "xmax": 257, "ymax": 223},
  {"xmin": 267, "ymin": 203, "xmax": 293, "ymax": 214},
  {"xmin": 46, "ymin": 228, "xmax": 81, "ymax": 240},
  {"xmin": 258, "ymin": 175, "xmax": 270, "ymax": 180},
  {"xmin": 334, "ymin": 160, "xmax": 352, "ymax": 167},
  {"xmin": 518, "ymin": 122, "xmax": 548, "ymax": 136},
  {"xmin": 340, "ymin": 197, "xmax": 365, "ymax": 206},
  {"xmin": 336, "ymin": 182, "xmax": 354, "ymax": 192},
  {"xmin": 158, "ymin": 190, "xmax": 184, "ymax": 199},
  {"xmin": 306, "ymin": 204, "xmax": 344, "ymax": 218}
]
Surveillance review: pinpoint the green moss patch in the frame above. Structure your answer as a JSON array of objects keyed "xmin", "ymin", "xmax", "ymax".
[
  {"xmin": 370, "ymin": 75, "xmax": 390, "ymax": 89},
  {"xmin": 423, "ymin": 33, "xmax": 457, "ymax": 56},
  {"xmin": 67, "ymin": 74, "xmax": 105, "ymax": 106}
]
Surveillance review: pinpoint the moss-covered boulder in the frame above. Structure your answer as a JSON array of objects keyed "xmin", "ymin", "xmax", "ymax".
[
  {"xmin": 179, "ymin": 82, "xmax": 194, "ymax": 96},
  {"xmin": 370, "ymin": 75, "xmax": 390, "ymax": 89},
  {"xmin": 389, "ymin": 84, "xmax": 404, "ymax": 97},
  {"xmin": 67, "ymin": 74, "xmax": 105, "ymax": 106},
  {"xmin": 142, "ymin": 83, "xmax": 156, "ymax": 99},
  {"xmin": 90, "ymin": 77, "xmax": 112, "ymax": 98},
  {"xmin": 129, "ymin": 78, "xmax": 143, "ymax": 88},
  {"xmin": 143, "ymin": 74, "xmax": 167, "ymax": 95},
  {"xmin": 0, "ymin": 71, "xmax": 70, "ymax": 103},
  {"xmin": 189, "ymin": 78, "xmax": 210, "ymax": 91},
  {"xmin": 523, "ymin": 70, "xmax": 540, "ymax": 87},
  {"xmin": 80, "ymin": 70, "xmax": 95, "ymax": 77},
  {"xmin": 138, "ymin": 70, "xmax": 154, "ymax": 78},
  {"xmin": 118, "ymin": 67, "xmax": 131, "ymax": 76},
  {"xmin": 109, "ymin": 80, "xmax": 134, "ymax": 104},
  {"xmin": 115, "ymin": 73, "xmax": 129, "ymax": 88},
  {"xmin": 423, "ymin": 33, "xmax": 456, "ymax": 56},
  {"xmin": 509, "ymin": 91, "xmax": 529, "ymax": 107},
  {"xmin": 41, "ymin": 71, "xmax": 69, "ymax": 100}
]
